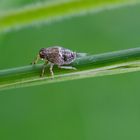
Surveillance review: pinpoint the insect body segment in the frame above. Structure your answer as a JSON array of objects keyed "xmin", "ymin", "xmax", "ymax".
[{"xmin": 32, "ymin": 46, "xmax": 77, "ymax": 77}]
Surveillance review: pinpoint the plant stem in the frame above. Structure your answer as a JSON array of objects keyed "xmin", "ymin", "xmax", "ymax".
[{"xmin": 1, "ymin": 47, "xmax": 140, "ymax": 90}]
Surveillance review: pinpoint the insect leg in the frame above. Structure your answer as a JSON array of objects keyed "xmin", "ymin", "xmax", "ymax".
[
  {"xmin": 58, "ymin": 66, "xmax": 77, "ymax": 70},
  {"xmin": 40, "ymin": 61, "xmax": 48, "ymax": 77},
  {"xmin": 32, "ymin": 54, "xmax": 40, "ymax": 64},
  {"xmin": 50, "ymin": 63, "xmax": 54, "ymax": 78}
]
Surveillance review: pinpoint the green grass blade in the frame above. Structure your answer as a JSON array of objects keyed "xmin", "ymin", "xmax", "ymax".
[
  {"xmin": 0, "ymin": 0, "xmax": 139, "ymax": 32},
  {"xmin": 1, "ymin": 47, "xmax": 140, "ymax": 90}
]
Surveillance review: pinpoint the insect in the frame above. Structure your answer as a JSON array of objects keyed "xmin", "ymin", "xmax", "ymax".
[{"xmin": 32, "ymin": 46, "xmax": 77, "ymax": 77}]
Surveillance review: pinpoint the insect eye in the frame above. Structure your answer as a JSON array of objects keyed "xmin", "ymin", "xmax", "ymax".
[{"xmin": 39, "ymin": 50, "xmax": 46, "ymax": 59}]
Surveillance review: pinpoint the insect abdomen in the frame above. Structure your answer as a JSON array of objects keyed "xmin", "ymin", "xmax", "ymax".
[{"xmin": 59, "ymin": 47, "xmax": 76, "ymax": 65}]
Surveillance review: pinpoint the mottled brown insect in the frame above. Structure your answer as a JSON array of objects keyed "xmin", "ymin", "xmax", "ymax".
[{"xmin": 32, "ymin": 46, "xmax": 77, "ymax": 77}]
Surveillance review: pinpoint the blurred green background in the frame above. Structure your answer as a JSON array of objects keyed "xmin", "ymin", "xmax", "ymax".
[{"xmin": 1, "ymin": 0, "xmax": 140, "ymax": 140}]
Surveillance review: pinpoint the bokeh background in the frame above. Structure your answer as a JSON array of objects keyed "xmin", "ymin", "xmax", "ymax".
[{"xmin": 1, "ymin": 0, "xmax": 140, "ymax": 140}]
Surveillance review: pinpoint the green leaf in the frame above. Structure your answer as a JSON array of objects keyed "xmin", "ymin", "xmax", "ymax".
[{"xmin": 0, "ymin": 0, "xmax": 139, "ymax": 32}]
